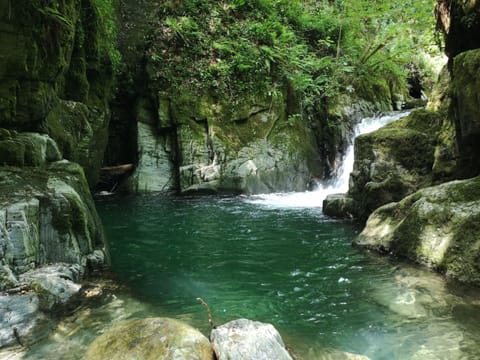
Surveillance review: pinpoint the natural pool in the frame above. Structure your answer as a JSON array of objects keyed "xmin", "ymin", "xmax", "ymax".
[
  {"xmin": 94, "ymin": 194, "xmax": 479, "ymax": 359},
  {"xmin": 5, "ymin": 193, "xmax": 480, "ymax": 359}
]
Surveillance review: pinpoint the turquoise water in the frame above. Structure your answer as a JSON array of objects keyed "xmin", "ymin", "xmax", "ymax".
[
  {"xmin": 7, "ymin": 193, "xmax": 480, "ymax": 359},
  {"xmin": 94, "ymin": 194, "xmax": 480, "ymax": 359}
]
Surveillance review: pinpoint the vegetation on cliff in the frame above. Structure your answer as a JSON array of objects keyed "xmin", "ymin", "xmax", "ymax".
[{"xmin": 146, "ymin": 0, "xmax": 438, "ymax": 116}]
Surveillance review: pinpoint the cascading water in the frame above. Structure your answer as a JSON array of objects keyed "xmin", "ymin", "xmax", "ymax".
[{"xmin": 245, "ymin": 110, "xmax": 411, "ymax": 209}]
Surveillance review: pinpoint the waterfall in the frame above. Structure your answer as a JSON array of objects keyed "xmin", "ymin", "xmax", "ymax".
[{"xmin": 245, "ymin": 111, "xmax": 411, "ymax": 209}]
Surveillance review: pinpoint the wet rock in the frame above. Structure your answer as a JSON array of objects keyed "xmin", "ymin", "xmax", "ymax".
[
  {"xmin": 19, "ymin": 264, "xmax": 83, "ymax": 311},
  {"xmin": 323, "ymin": 194, "xmax": 355, "ymax": 219},
  {"xmin": 84, "ymin": 317, "xmax": 213, "ymax": 360},
  {"xmin": 0, "ymin": 294, "xmax": 53, "ymax": 348},
  {"xmin": 355, "ymin": 176, "xmax": 480, "ymax": 285},
  {"xmin": 211, "ymin": 318, "xmax": 293, "ymax": 360}
]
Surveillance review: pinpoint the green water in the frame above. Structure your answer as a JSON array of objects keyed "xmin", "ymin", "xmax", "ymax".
[
  {"xmin": 96, "ymin": 195, "xmax": 480, "ymax": 359},
  {"xmin": 7, "ymin": 194, "xmax": 480, "ymax": 360}
]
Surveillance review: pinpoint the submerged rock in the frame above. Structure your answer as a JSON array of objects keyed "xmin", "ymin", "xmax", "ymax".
[
  {"xmin": 355, "ymin": 176, "xmax": 480, "ymax": 285},
  {"xmin": 211, "ymin": 318, "xmax": 293, "ymax": 360},
  {"xmin": 84, "ymin": 317, "xmax": 213, "ymax": 360},
  {"xmin": 0, "ymin": 293, "xmax": 53, "ymax": 348}
]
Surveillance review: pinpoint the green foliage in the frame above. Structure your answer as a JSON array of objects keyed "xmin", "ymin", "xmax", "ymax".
[
  {"xmin": 148, "ymin": 0, "xmax": 438, "ymax": 116},
  {"xmin": 92, "ymin": 0, "xmax": 121, "ymax": 71}
]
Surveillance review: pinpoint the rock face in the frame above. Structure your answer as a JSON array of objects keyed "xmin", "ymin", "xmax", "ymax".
[
  {"xmin": 436, "ymin": 0, "xmax": 480, "ymax": 58},
  {"xmin": 84, "ymin": 317, "xmax": 214, "ymax": 360},
  {"xmin": 451, "ymin": 49, "xmax": 480, "ymax": 176},
  {"xmin": 0, "ymin": 263, "xmax": 86, "ymax": 348},
  {"xmin": 324, "ymin": 110, "xmax": 442, "ymax": 221},
  {"xmin": 0, "ymin": 162, "xmax": 107, "ymax": 276},
  {"xmin": 0, "ymin": 0, "xmax": 115, "ymax": 186},
  {"xmin": 355, "ymin": 176, "xmax": 480, "ymax": 285},
  {"xmin": 211, "ymin": 319, "xmax": 293, "ymax": 360},
  {"xmin": 128, "ymin": 93, "xmax": 322, "ymax": 195}
]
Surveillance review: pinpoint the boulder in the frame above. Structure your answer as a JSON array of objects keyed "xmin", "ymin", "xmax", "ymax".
[
  {"xmin": 19, "ymin": 264, "xmax": 83, "ymax": 311},
  {"xmin": 84, "ymin": 317, "xmax": 213, "ymax": 360},
  {"xmin": 323, "ymin": 194, "xmax": 355, "ymax": 219},
  {"xmin": 355, "ymin": 176, "xmax": 480, "ymax": 285},
  {"xmin": 347, "ymin": 109, "xmax": 441, "ymax": 220},
  {"xmin": 210, "ymin": 319, "xmax": 293, "ymax": 360}
]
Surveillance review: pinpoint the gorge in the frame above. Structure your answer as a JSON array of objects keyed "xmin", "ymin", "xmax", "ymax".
[{"xmin": 1, "ymin": 0, "xmax": 480, "ymax": 359}]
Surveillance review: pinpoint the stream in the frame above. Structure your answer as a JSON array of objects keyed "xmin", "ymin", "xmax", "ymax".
[{"xmin": 4, "ymin": 112, "xmax": 480, "ymax": 359}]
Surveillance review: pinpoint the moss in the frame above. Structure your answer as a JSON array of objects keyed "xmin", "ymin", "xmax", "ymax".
[
  {"xmin": 389, "ymin": 109, "xmax": 442, "ymax": 135},
  {"xmin": 0, "ymin": 139, "xmax": 25, "ymax": 166}
]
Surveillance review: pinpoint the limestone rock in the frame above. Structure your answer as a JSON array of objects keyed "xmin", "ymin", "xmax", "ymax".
[
  {"xmin": 355, "ymin": 176, "xmax": 480, "ymax": 285},
  {"xmin": 0, "ymin": 132, "xmax": 61, "ymax": 167},
  {"xmin": 211, "ymin": 319, "xmax": 293, "ymax": 360},
  {"xmin": 84, "ymin": 317, "xmax": 214, "ymax": 360}
]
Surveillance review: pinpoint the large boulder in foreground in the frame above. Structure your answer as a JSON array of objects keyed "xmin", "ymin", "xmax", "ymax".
[
  {"xmin": 211, "ymin": 318, "xmax": 293, "ymax": 360},
  {"xmin": 355, "ymin": 176, "xmax": 480, "ymax": 285},
  {"xmin": 84, "ymin": 317, "xmax": 213, "ymax": 360}
]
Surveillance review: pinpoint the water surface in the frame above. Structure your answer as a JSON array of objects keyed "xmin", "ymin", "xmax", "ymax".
[{"xmin": 91, "ymin": 195, "xmax": 480, "ymax": 359}]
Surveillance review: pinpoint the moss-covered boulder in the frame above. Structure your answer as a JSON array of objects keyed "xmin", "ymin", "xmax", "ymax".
[
  {"xmin": 346, "ymin": 109, "xmax": 441, "ymax": 220},
  {"xmin": 84, "ymin": 317, "xmax": 214, "ymax": 360},
  {"xmin": 355, "ymin": 176, "xmax": 480, "ymax": 285}
]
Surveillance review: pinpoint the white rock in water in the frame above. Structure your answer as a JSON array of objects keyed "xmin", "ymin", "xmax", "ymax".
[{"xmin": 211, "ymin": 318, "xmax": 293, "ymax": 360}]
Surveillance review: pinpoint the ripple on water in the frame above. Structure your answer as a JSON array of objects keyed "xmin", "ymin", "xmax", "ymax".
[{"xmin": 6, "ymin": 195, "xmax": 480, "ymax": 360}]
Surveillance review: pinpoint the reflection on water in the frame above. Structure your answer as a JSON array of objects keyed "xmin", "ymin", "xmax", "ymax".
[{"xmin": 3, "ymin": 195, "xmax": 480, "ymax": 360}]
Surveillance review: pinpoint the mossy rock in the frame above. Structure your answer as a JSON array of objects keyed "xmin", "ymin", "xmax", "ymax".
[
  {"xmin": 84, "ymin": 317, "xmax": 214, "ymax": 360},
  {"xmin": 348, "ymin": 110, "xmax": 441, "ymax": 220},
  {"xmin": 0, "ymin": 139, "xmax": 25, "ymax": 166},
  {"xmin": 356, "ymin": 176, "xmax": 480, "ymax": 285}
]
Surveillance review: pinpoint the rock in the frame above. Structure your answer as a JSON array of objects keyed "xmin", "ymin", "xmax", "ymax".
[
  {"xmin": 45, "ymin": 100, "xmax": 111, "ymax": 187},
  {"xmin": 84, "ymin": 317, "xmax": 213, "ymax": 360},
  {"xmin": 19, "ymin": 264, "xmax": 83, "ymax": 311},
  {"xmin": 436, "ymin": 0, "xmax": 480, "ymax": 58},
  {"xmin": 451, "ymin": 49, "xmax": 480, "ymax": 176},
  {"xmin": 355, "ymin": 176, "xmax": 480, "ymax": 285},
  {"xmin": 323, "ymin": 193, "xmax": 355, "ymax": 219},
  {"xmin": 0, "ymin": 294, "xmax": 53, "ymax": 348},
  {"xmin": 0, "ymin": 161, "xmax": 108, "ymax": 275},
  {"xmin": 210, "ymin": 319, "xmax": 293, "ymax": 360},
  {"xmin": 347, "ymin": 109, "xmax": 441, "ymax": 220},
  {"xmin": 133, "ymin": 122, "xmax": 176, "ymax": 192}
]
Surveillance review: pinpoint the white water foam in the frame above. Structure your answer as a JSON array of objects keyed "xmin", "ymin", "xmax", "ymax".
[{"xmin": 245, "ymin": 111, "xmax": 411, "ymax": 209}]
